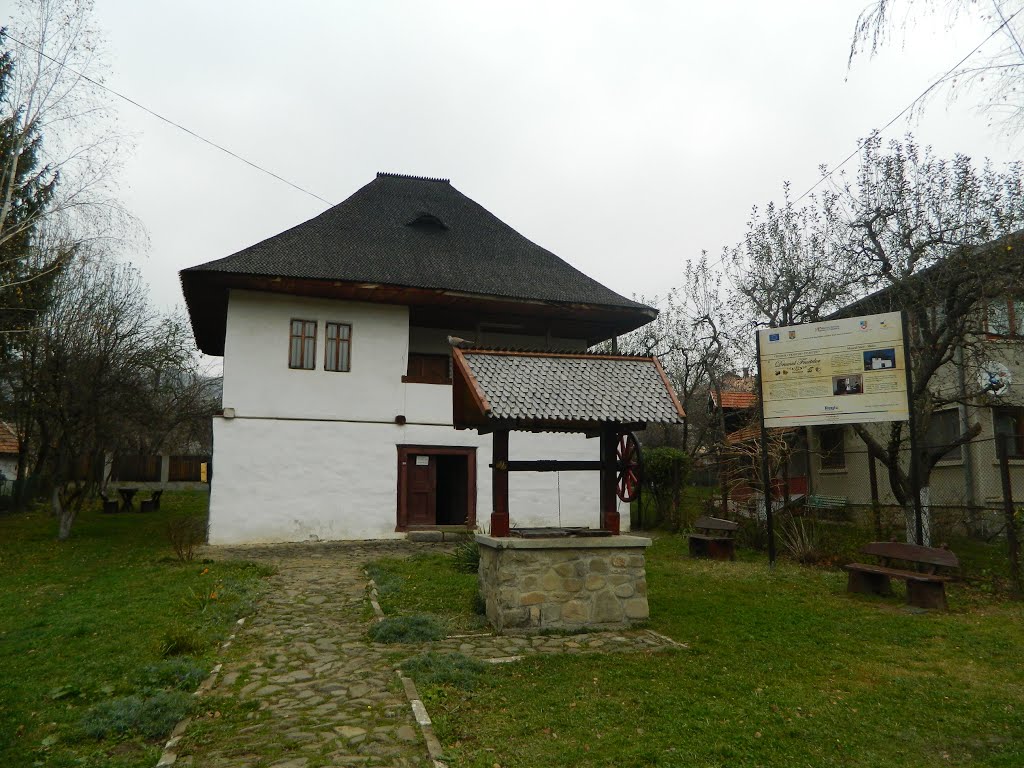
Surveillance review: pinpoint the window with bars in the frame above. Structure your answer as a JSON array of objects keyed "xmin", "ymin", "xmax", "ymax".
[
  {"xmin": 325, "ymin": 322, "xmax": 352, "ymax": 372},
  {"xmin": 288, "ymin": 319, "xmax": 317, "ymax": 370}
]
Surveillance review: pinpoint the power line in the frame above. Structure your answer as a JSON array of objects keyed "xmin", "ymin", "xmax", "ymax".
[
  {"xmin": 677, "ymin": 7, "xmax": 1024, "ymax": 294},
  {"xmin": 6, "ymin": 33, "xmax": 336, "ymax": 207}
]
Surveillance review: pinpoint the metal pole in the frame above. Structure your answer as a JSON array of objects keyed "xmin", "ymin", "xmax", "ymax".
[
  {"xmin": 997, "ymin": 433, "xmax": 1022, "ymax": 597},
  {"xmin": 901, "ymin": 311, "xmax": 924, "ymax": 545},
  {"xmin": 755, "ymin": 330, "xmax": 776, "ymax": 566}
]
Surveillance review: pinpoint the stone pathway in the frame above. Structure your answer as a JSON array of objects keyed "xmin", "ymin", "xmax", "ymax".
[{"xmin": 169, "ymin": 541, "xmax": 681, "ymax": 768}]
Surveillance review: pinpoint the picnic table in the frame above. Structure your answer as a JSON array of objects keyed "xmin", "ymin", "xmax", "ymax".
[{"xmin": 118, "ymin": 488, "xmax": 139, "ymax": 512}]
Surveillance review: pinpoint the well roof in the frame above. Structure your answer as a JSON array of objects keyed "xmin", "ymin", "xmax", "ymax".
[{"xmin": 452, "ymin": 348, "xmax": 685, "ymax": 431}]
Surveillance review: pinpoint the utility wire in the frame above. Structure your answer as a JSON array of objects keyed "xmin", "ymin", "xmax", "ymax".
[
  {"xmin": 666, "ymin": 6, "xmax": 1024, "ymax": 312},
  {"xmin": 6, "ymin": 33, "xmax": 336, "ymax": 207}
]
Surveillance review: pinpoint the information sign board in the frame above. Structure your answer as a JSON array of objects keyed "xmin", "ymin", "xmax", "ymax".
[{"xmin": 757, "ymin": 311, "xmax": 909, "ymax": 428}]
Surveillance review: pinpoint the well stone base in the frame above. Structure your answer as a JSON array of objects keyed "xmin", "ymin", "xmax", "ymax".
[{"xmin": 476, "ymin": 534, "xmax": 652, "ymax": 633}]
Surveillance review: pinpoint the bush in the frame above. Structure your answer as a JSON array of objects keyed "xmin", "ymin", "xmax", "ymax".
[
  {"xmin": 137, "ymin": 658, "xmax": 208, "ymax": 692},
  {"xmin": 780, "ymin": 516, "xmax": 825, "ymax": 565},
  {"xmin": 401, "ymin": 651, "xmax": 486, "ymax": 690},
  {"xmin": 368, "ymin": 614, "xmax": 444, "ymax": 643},
  {"xmin": 166, "ymin": 515, "xmax": 206, "ymax": 562},
  {"xmin": 160, "ymin": 628, "xmax": 206, "ymax": 658},
  {"xmin": 450, "ymin": 538, "xmax": 480, "ymax": 573},
  {"xmin": 80, "ymin": 690, "xmax": 193, "ymax": 740},
  {"xmin": 643, "ymin": 447, "xmax": 691, "ymax": 530}
]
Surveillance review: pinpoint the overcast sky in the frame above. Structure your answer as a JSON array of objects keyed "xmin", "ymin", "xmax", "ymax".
[{"xmin": 77, "ymin": 1, "xmax": 1017, "ymax": 326}]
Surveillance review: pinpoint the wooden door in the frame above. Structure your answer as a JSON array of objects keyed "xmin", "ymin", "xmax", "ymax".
[{"xmin": 406, "ymin": 455, "xmax": 437, "ymax": 526}]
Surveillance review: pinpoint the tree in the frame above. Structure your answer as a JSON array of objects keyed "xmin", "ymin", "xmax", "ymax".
[
  {"xmin": 726, "ymin": 182, "xmax": 861, "ymax": 331},
  {"xmin": 723, "ymin": 135, "xmax": 1024, "ymax": 543},
  {"xmin": 32, "ymin": 260, "xmax": 198, "ymax": 539},
  {"xmin": 849, "ymin": 1, "xmax": 1024, "ymax": 136},
  {"xmin": 832, "ymin": 135, "xmax": 1024, "ymax": 542}
]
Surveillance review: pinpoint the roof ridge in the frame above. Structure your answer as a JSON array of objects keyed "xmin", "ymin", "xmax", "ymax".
[
  {"xmin": 376, "ymin": 171, "xmax": 450, "ymax": 184},
  {"xmin": 459, "ymin": 345, "xmax": 654, "ymax": 360}
]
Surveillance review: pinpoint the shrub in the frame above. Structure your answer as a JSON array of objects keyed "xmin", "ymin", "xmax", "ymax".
[
  {"xmin": 735, "ymin": 515, "xmax": 768, "ymax": 552},
  {"xmin": 450, "ymin": 537, "xmax": 480, "ymax": 574},
  {"xmin": 166, "ymin": 515, "xmax": 206, "ymax": 562},
  {"xmin": 643, "ymin": 447, "xmax": 691, "ymax": 531},
  {"xmin": 780, "ymin": 516, "xmax": 825, "ymax": 565},
  {"xmin": 368, "ymin": 614, "xmax": 444, "ymax": 643},
  {"xmin": 138, "ymin": 658, "xmax": 208, "ymax": 692},
  {"xmin": 80, "ymin": 690, "xmax": 193, "ymax": 740},
  {"xmin": 401, "ymin": 651, "xmax": 486, "ymax": 690}
]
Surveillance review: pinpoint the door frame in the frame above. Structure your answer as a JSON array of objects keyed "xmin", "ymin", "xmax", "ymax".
[{"xmin": 396, "ymin": 445, "xmax": 477, "ymax": 531}]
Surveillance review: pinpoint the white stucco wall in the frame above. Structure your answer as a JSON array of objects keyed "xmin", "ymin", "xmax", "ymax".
[
  {"xmin": 207, "ymin": 417, "xmax": 616, "ymax": 544},
  {"xmin": 222, "ymin": 290, "xmax": 410, "ymax": 422},
  {"xmin": 0, "ymin": 456, "xmax": 16, "ymax": 482},
  {"xmin": 210, "ymin": 291, "xmax": 622, "ymax": 543}
]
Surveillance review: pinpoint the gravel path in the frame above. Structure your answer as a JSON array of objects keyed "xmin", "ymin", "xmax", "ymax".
[{"xmin": 168, "ymin": 541, "xmax": 680, "ymax": 768}]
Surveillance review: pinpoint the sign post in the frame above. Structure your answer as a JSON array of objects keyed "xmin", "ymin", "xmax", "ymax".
[{"xmin": 756, "ymin": 311, "xmax": 912, "ymax": 562}]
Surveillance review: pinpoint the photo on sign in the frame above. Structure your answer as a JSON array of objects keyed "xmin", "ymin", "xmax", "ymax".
[
  {"xmin": 863, "ymin": 348, "xmax": 896, "ymax": 371},
  {"xmin": 832, "ymin": 374, "xmax": 863, "ymax": 396}
]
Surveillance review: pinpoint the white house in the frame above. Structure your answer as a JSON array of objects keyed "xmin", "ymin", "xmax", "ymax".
[{"xmin": 181, "ymin": 173, "xmax": 657, "ymax": 543}]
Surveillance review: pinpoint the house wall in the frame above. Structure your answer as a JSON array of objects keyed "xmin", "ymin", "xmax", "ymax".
[
  {"xmin": 210, "ymin": 290, "xmax": 612, "ymax": 543},
  {"xmin": 0, "ymin": 455, "xmax": 16, "ymax": 482}
]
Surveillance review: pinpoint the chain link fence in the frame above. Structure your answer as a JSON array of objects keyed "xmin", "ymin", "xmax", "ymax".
[{"xmin": 677, "ymin": 433, "xmax": 1023, "ymax": 594}]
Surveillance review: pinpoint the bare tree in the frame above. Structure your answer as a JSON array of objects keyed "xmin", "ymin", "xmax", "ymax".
[
  {"xmin": 849, "ymin": 0, "xmax": 1024, "ymax": 136},
  {"xmin": 2, "ymin": 0, "xmax": 141, "ymax": 262},
  {"xmin": 33, "ymin": 259, "xmax": 195, "ymax": 539},
  {"xmin": 726, "ymin": 182, "xmax": 861, "ymax": 331},
  {"xmin": 831, "ymin": 135, "xmax": 1024, "ymax": 542}
]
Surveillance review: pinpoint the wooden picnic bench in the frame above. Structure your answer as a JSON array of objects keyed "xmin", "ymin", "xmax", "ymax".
[
  {"xmin": 843, "ymin": 541, "xmax": 959, "ymax": 610},
  {"xmin": 689, "ymin": 516, "xmax": 739, "ymax": 561}
]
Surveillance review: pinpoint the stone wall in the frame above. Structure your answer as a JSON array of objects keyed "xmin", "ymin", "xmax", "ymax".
[{"xmin": 476, "ymin": 534, "xmax": 652, "ymax": 633}]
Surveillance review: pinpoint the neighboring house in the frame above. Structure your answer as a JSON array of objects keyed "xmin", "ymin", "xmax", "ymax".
[
  {"xmin": 181, "ymin": 173, "xmax": 657, "ymax": 544},
  {"xmin": 804, "ymin": 236, "xmax": 1024, "ymax": 517},
  {"xmin": 0, "ymin": 421, "xmax": 18, "ymax": 483}
]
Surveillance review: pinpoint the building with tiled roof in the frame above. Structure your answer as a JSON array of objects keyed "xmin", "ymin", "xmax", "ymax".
[
  {"xmin": 180, "ymin": 173, "xmax": 671, "ymax": 544},
  {"xmin": 0, "ymin": 421, "xmax": 19, "ymax": 481}
]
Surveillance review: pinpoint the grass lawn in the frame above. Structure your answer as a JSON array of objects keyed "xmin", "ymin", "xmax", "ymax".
[
  {"xmin": 367, "ymin": 552, "xmax": 485, "ymax": 633},
  {"xmin": 373, "ymin": 536, "xmax": 1024, "ymax": 767},
  {"xmin": 0, "ymin": 492, "xmax": 270, "ymax": 768}
]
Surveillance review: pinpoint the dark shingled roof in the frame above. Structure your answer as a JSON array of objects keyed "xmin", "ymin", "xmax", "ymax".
[
  {"xmin": 455, "ymin": 349, "xmax": 685, "ymax": 427},
  {"xmin": 184, "ymin": 173, "xmax": 647, "ymax": 309}
]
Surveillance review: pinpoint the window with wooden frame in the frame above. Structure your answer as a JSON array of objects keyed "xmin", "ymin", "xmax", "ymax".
[
  {"xmin": 288, "ymin": 319, "xmax": 317, "ymax": 370},
  {"xmin": 819, "ymin": 426, "xmax": 846, "ymax": 470},
  {"xmin": 985, "ymin": 297, "xmax": 1024, "ymax": 338},
  {"xmin": 324, "ymin": 322, "xmax": 352, "ymax": 372},
  {"xmin": 403, "ymin": 353, "xmax": 452, "ymax": 385},
  {"xmin": 994, "ymin": 407, "xmax": 1024, "ymax": 457}
]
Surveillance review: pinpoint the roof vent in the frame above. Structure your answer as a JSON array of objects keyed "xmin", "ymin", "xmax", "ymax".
[{"xmin": 406, "ymin": 213, "xmax": 448, "ymax": 231}]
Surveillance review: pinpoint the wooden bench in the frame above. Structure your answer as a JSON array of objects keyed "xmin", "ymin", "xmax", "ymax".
[
  {"xmin": 689, "ymin": 516, "xmax": 739, "ymax": 561},
  {"xmin": 804, "ymin": 494, "xmax": 847, "ymax": 511},
  {"xmin": 844, "ymin": 541, "xmax": 959, "ymax": 610},
  {"xmin": 99, "ymin": 491, "xmax": 119, "ymax": 514}
]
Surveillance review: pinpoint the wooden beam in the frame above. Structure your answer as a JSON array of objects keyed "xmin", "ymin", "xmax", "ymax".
[
  {"xmin": 493, "ymin": 460, "xmax": 603, "ymax": 472},
  {"xmin": 599, "ymin": 425, "xmax": 620, "ymax": 534},
  {"xmin": 491, "ymin": 430, "xmax": 510, "ymax": 537}
]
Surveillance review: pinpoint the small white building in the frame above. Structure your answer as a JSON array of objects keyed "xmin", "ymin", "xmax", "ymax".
[{"xmin": 181, "ymin": 173, "xmax": 657, "ymax": 543}]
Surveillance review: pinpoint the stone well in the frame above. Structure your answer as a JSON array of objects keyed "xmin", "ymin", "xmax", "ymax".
[{"xmin": 476, "ymin": 534, "xmax": 652, "ymax": 633}]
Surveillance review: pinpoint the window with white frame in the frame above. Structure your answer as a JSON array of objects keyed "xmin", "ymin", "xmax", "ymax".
[
  {"xmin": 925, "ymin": 408, "xmax": 962, "ymax": 462},
  {"xmin": 819, "ymin": 427, "xmax": 845, "ymax": 469}
]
